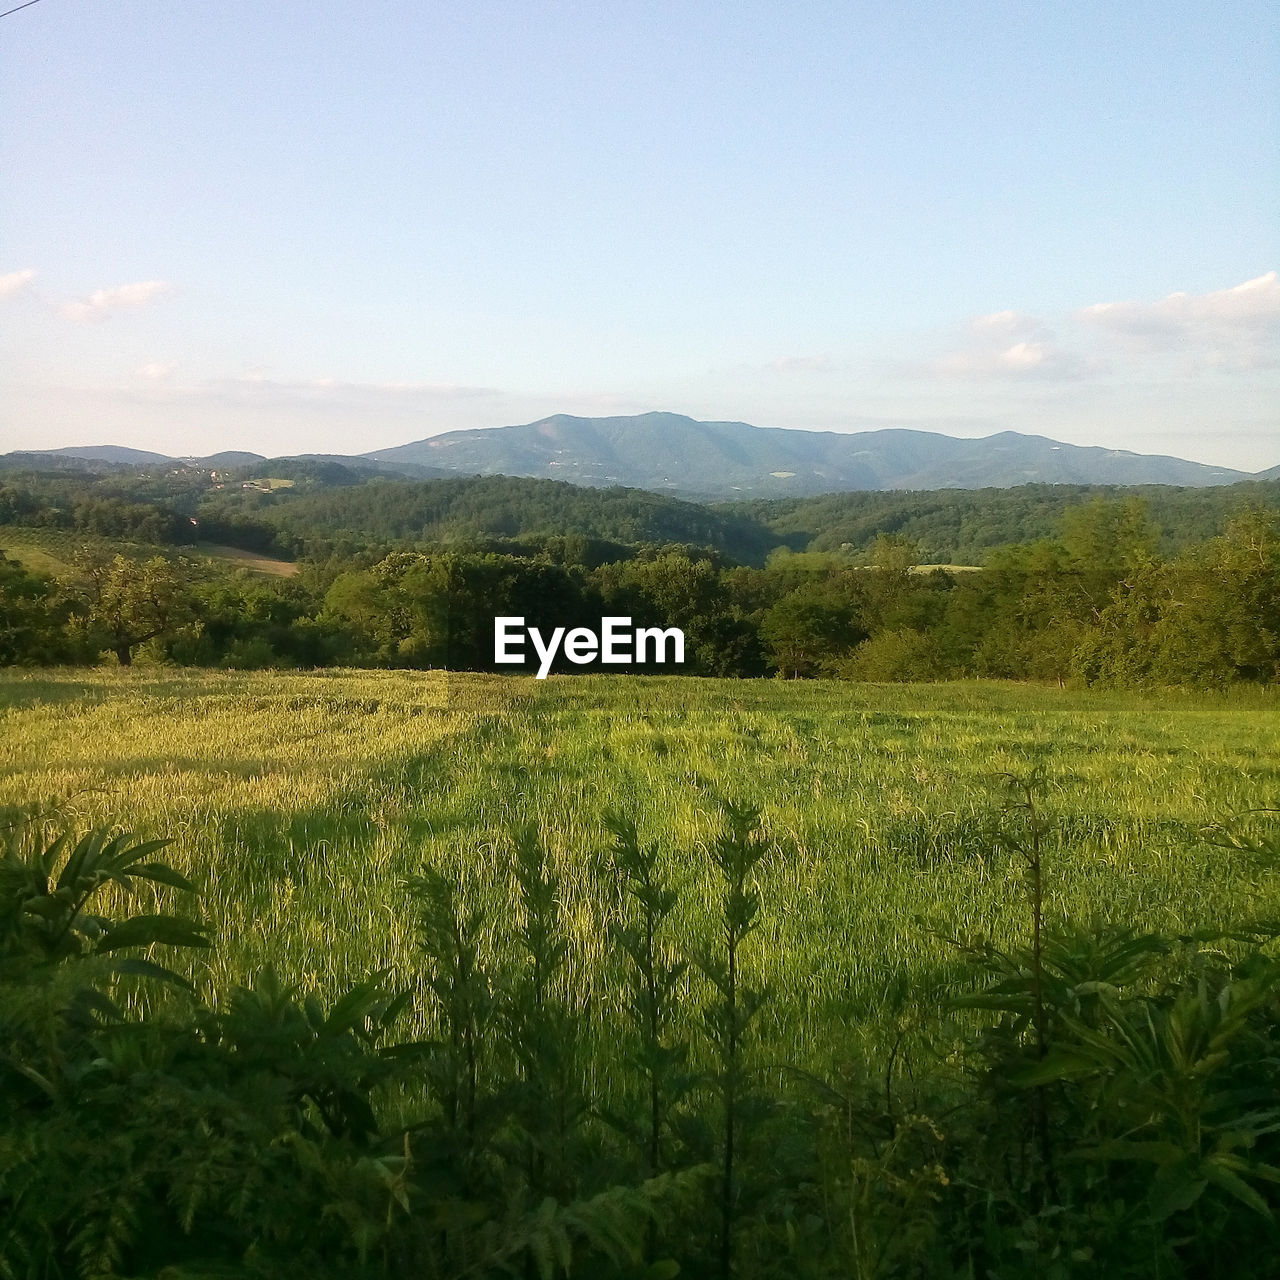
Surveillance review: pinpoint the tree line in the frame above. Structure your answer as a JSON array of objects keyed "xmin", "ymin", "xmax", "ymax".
[{"xmin": 2, "ymin": 498, "xmax": 1278, "ymax": 687}]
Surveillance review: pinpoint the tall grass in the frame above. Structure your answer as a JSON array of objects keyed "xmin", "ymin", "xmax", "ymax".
[{"xmin": 2, "ymin": 667, "xmax": 1278, "ymax": 1074}]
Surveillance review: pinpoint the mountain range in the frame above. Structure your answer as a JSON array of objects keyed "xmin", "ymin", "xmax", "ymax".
[
  {"xmin": 365, "ymin": 413, "xmax": 1256, "ymax": 496},
  {"xmin": 6, "ymin": 412, "xmax": 1264, "ymax": 498}
]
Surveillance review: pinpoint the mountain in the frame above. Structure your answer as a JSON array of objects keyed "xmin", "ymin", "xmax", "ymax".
[
  {"xmin": 51, "ymin": 444, "xmax": 174, "ymax": 464},
  {"xmin": 194, "ymin": 451, "xmax": 266, "ymax": 468},
  {"xmin": 6, "ymin": 417, "xmax": 1265, "ymax": 498},
  {"xmin": 4, "ymin": 445, "xmax": 174, "ymax": 467},
  {"xmin": 0, "ymin": 448, "xmax": 446, "ymax": 483},
  {"xmin": 365, "ymin": 413, "xmax": 1253, "ymax": 497}
]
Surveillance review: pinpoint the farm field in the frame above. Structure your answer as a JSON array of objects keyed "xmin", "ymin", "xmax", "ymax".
[
  {"xmin": 2, "ymin": 667, "xmax": 1278, "ymax": 1071},
  {"xmin": 0, "ymin": 525, "xmax": 298, "ymax": 577},
  {"xmin": 194, "ymin": 541, "xmax": 299, "ymax": 575}
]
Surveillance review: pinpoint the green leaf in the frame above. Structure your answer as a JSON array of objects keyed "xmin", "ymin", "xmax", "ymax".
[
  {"xmin": 323, "ymin": 973, "xmax": 389, "ymax": 1036},
  {"xmin": 95, "ymin": 913, "xmax": 211, "ymax": 953},
  {"xmin": 646, "ymin": 1262, "xmax": 682, "ymax": 1280},
  {"xmin": 1147, "ymin": 1162, "xmax": 1207, "ymax": 1221},
  {"xmin": 7, "ymin": 1058, "xmax": 59, "ymax": 1100},
  {"xmin": 108, "ymin": 955, "xmax": 196, "ymax": 991},
  {"xmin": 133, "ymin": 861, "xmax": 199, "ymax": 893},
  {"xmin": 1203, "ymin": 1157, "xmax": 1274, "ymax": 1219},
  {"xmin": 1083, "ymin": 1139, "xmax": 1186, "ymax": 1165},
  {"xmin": 1012, "ymin": 1051, "xmax": 1100, "ymax": 1085}
]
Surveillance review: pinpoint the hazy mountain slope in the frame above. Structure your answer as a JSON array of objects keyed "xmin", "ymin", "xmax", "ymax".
[
  {"xmin": 3, "ymin": 445, "xmax": 174, "ymax": 468},
  {"xmin": 9, "ymin": 416, "xmax": 1265, "ymax": 498},
  {"xmin": 0, "ymin": 447, "xmax": 446, "ymax": 481},
  {"xmin": 197, "ymin": 451, "xmax": 267, "ymax": 468},
  {"xmin": 51, "ymin": 444, "xmax": 174, "ymax": 464},
  {"xmin": 365, "ymin": 413, "xmax": 1251, "ymax": 496}
]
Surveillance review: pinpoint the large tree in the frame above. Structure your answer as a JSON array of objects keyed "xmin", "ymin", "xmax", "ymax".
[{"xmin": 80, "ymin": 554, "xmax": 197, "ymax": 666}]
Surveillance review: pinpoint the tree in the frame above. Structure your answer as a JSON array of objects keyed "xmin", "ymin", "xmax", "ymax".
[
  {"xmin": 79, "ymin": 554, "xmax": 198, "ymax": 666},
  {"xmin": 759, "ymin": 583, "xmax": 862, "ymax": 678},
  {"xmin": 1074, "ymin": 510, "xmax": 1280, "ymax": 688},
  {"xmin": 0, "ymin": 554, "xmax": 73, "ymax": 665},
  {"xmin": 1060, "ymin": 496, "xmax": 1158, "ymax": 576}
]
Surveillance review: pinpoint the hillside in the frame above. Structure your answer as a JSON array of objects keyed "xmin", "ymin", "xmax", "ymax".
[
  {"xmin": 12, "ymin": 415, "xmax": 1265, "ymax": 500},
  {"xmin": 6, "ymin": 450, "xmax": 1279, "ymax": 568},
  {"xmin": 730, "ymin": 478, "xmax": 1280, "ymax": 564},
  {"xmin": 263, "ymin": 473, "xmax": 1280, "ymax": 565},
  {"xmin": 256, "ymin": 474, "xmax": 778, "ymax": 561},
  {"xmin": 365, "ymin": 412, "xmax": 1254, "ymax": 497}
]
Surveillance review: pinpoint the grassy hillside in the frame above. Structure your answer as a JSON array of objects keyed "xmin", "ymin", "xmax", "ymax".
[
  {"xmin": 0, "ymin": 526, "xmax": 158, "ymax": 575},
  {"xmin": 0, "ymin": 525, "xmax": 297, "ymax": 578}
]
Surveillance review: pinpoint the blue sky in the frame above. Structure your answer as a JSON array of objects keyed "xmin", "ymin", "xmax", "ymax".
[{"xmin": 2, "ymin": 1, "xmax": 1276, "ymax": 469}]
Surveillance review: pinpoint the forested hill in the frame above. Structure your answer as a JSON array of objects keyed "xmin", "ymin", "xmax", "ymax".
[
  {"xmin": 726, "ymin": 478, "xmax": 1280, "ymax": 564},
  {"xmin": 214, "ymin": 473, "xmax": 1280, "ymax": 566},
  {"xmin": 196, "ymin": 474, "xmax": 779, "ymax": 563},
  {"xmin": 4, "ymin": 457, "xmax": 1280, "ymax": 567}
]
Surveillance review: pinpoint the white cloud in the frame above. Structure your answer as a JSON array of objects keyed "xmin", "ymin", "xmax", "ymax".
[
  {"xmin": 926, "ymin": 305, "xmax": 1090, "ymax": 379},
  {"xmin": 0, "ymin": 268, "xmax": 37, "ymax": 297},
  {"xmin": 925, "ymin": 272, "xmax": 1280, "ymax": 380},
  {"xmin": 1077, "ymin": 271, "xmax": 1280, "ymax": 367},
  {"xmin": 1081, "ymin": 271, "xmax": 1280, "ymax": 334},
  {"xmin": 970, "ymin": 309, "xmax": 1044, "ymax": 337},
  {"xmin": 936, "ymin": 340, "xmax": 1059, "ymax": 376},
  {"xmin": 137, "ymin": 361, "xmax": 177, "ymax": 380},
  {"xmin": 61, "ymin": 279, "xmax": 174, "ymax": 322},
  {"xmin": 932, "ymin": 310, "xmax": 1094, "ymax": 379},
  {"xmin": 997, "ymin": 341, "xmax": 1048, "ymax": 369}
]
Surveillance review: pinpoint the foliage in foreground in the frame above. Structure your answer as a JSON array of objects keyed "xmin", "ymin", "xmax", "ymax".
[{"xmin": 3, "ymin": 792, "xmax": 1280, "ymax": 1277}]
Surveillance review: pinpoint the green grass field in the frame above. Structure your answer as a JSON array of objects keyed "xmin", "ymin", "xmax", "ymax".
[
  {"xmin": 0, "ymin": 527, "xmax": 91, "ymax": 575},
  {"xmin": 2, "ymin": 668, "xmax": 1278, "ymax": 1070},
  {"xmin": 194, "ymin": 541, "xmax": 299, "ymax": 575},
  {"xmin": 1, "ymin": 526, "xmax": 297, "ymax": 576}
]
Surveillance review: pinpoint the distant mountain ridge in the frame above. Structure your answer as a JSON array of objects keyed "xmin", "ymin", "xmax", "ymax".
[
  {"xmin": 365, "ymin": 412, "xmax": 1254, "ymax": 496},
  {"xmin": 1, "ymin": 447, "xmax": 447, "ymax": 481},
  {"xmin": 11, "ymin": 444, "xmax": 174, "ymax": 466},
  {"xmin": 6, "ymin": 413, "xmax": 1265, "ymax": 497}
]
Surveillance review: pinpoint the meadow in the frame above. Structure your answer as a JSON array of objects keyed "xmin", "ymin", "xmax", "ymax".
[
  {"xmin": 3, "ymin": 667, "xmax": 1277, "ymax": 1073},
  {"xmin": 0, "ymin": 524, "xmax": 297, "ymax": 577}
]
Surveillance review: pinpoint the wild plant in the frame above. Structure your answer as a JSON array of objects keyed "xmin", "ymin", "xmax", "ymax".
[
  {"xmin": 601, "ymin": 809, "xmax": 690, "ymax": 1179},
  {"xmin": 1019, "ymin": 967, "xmax": 1280, "ymax": 1226},
  {"xmin": 404, "ymin": 864, "xmax": 491, "ymax": 1148},
  {"xmin": 502, "ymin": 819, "xmax": 588, "ymax": 1202},
  {"xmin": 694, "ymin": 799, "xmax": 771, "ymax": 1280},
  {"xmin": 0, "ymin": 826, "xmax": 210, "ymax": 1106}
]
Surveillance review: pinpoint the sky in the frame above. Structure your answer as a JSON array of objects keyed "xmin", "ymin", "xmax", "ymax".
[{"xmin": 1, "ymin": 1, "xmax": 1277, "ymax": 470}]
